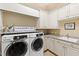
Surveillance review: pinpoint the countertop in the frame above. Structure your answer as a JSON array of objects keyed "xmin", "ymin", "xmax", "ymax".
[
  {"xmin": 44, "ymin": 34, "xmax": 79, "ymax": 45},
  {"xmin": 1, "ymin": 31, "xmax": 41, "ymax": 36}
]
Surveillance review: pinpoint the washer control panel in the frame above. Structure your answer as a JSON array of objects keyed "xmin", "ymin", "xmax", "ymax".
[
  {"xmin": 13, "ymin": 35, "xmax": 27, "ymax": 40},
  {"xmin": 2, "ymin": 34, "xmax": 29, "ymax": 42}
]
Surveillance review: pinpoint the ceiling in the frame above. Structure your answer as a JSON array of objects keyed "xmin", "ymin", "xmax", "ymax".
[{"xmin": 21, "ymin": 3, "xmax": 68, "ymax": 11}]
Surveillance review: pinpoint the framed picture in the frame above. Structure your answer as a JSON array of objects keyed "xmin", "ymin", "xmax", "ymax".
[{"xmin": 64, "ymin": 22, "xmax": 75, "ymax": 30}]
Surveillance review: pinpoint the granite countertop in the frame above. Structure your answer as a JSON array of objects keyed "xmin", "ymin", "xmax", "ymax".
[{"xmin": 44, "ymin": 34, "xmax": 79, "ymax": 45}]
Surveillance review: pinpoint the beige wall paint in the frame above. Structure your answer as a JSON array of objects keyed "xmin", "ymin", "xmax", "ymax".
[
  {"xmin": 2, "ymin": 11, "xmax": 38, "ymax": 27},
  {"xmin": 59, "ymin": 18, "xmax": 79, "ymax": 37}
]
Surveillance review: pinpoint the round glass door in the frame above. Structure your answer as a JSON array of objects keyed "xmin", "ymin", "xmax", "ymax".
[
  {"xmin": 6, "ymin": 42, "xmax": 28, "ymax": 56},
  {"xmin": 31, "ymin": 38, "xmax": 43, "ymax": 51}
]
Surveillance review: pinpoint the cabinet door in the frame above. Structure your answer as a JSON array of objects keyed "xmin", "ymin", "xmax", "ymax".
[
  {"xmin": 48, "ymin": 10, "xmax": 58, "ymax": 28},
  {"xmin": 44, "ymin": 37, "xmax": 51, "ymax": 50},
  {"xmin": 54, "ymin": 40, "xmax": 65, "ymax": 56},
  {"xmin": 58, "ymin": 6, "xmax": 68, "ymax": 20},
  {"xmin": 38, "ymin": 10, "xmax": 48, "ymax": 28},
  {"xmin": 44, "ymin": 37, "xmax": 48, "ymax": 50},
  {"xmin": 67, "ymin": 44, "xmax": 79, "ymax": 56},
  {"xmin": 68, "ymin": 47, "xmax": 79, "ymax": 56},
  {"xmin": 48, "ymin": 38, "xmax": 55, "ymax": 52},
  {"xmin": 44, "ymin": 37, "xmax": 55, "ymax": 52},
  {"xmin": 69, "ymin": 4, "xmax": 79, "ymax": 17},
  {"xmin": 46, "ymin": 37, "xmax": 52, "ymax": 50}
]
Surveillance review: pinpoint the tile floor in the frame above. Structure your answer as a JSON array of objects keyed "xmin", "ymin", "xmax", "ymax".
[{"xmin": 44, "ymin": 51, "xmax": 55, "ymax": 56}]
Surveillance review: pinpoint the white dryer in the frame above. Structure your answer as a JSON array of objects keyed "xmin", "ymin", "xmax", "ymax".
[
  {"xmin": 2, "ymin": 33, "xmax": 29, "ymax": 56},
  {"xmin": 29, "ymin": 32, "xmax": 44, "ymax": 56}
]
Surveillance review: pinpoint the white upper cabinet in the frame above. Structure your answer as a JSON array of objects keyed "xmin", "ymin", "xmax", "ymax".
[
  {"xmin": 0, "ymin": 3, "xmax": 40, "ymax": 17},
  {"xmin": 37, "ymin": 9, "xmax": 59, "ymax": 29},
  {"xmin": 58, "ymin": 5, "xmax": 68, "ymax": 20},
  {"xmin": 37, "ymin": 10, "xmax": 49, "ymax": 28},
  {"xmin": 69, "ymin": 4, "xmax": 79, "ymax": 18},
  {"xmin": 58, "ymin": 5, "xmax": 70, "ymax": 20},
  {"xmin": 37, "ymin": 4, "xmax": 79, "ymax": 29},
  {"xmin": 48, "ymin": 10, "xmax": 59, "ymax": 29},
  {"xmin": 58, "ymin": 3, "xmax": 79, "ymax": 20}
]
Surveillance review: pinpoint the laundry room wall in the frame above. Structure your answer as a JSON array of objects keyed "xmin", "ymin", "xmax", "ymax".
[
  {"xmin": 59, "ymin": 17, "xmax": 79, "ymax": 38},
  {"xmin": 36, "ymin": 29, "xmax": 60, "ymax": 36},
  {"xmin": 47, "ymin": 29, "xmax": 60, "ymax": 36},
  {"xmin": 2, "ymin": 11, "xmax": 38, "ymax": 31}
]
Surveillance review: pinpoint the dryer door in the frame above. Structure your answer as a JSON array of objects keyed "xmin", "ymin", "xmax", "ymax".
[
  {"xmin": 5, "ymin": 41, "xmax": 28, "ymax": 56},
  {"xmin": 31, "ymin": 38, "xmax": 43, "ymax": 51}
]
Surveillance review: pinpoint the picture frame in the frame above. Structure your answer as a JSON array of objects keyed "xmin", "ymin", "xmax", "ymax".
[{"xmin": 64, "ymin": 22, "xmax": 75, "ymax": 30}]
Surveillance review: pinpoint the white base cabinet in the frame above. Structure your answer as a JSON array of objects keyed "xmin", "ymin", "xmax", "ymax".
[
  {"xmin": 44, "ymin": 36, "xmax": 55, "ymax": 52},
  {"xmin": 44, "ymin": 35, "xmax": 79, "ymax": 56},
  {"xmin": 44, "ymin": 36, "xmax": 48, "ymax": 50},
  {"xmin": 54, "ymin": 40, "xmax": 66, "ymax": 56},
  {"xmin": 56, "ymin": 41, "xmax": 71, "ymax": 56},
  {"xmin": 67, "ymin": 44, "xmax": 79, "ymax": 56},
  {"xmin": 48, "ymin": 38, "xmax": 55, "ymax": 52},
  {"xmin": 68, "ymin": 47, "xmax": 79, "ymax": 56},
  {"xmin": 54, "ymin": 39, "xmax": 79, "ymax": 56}
]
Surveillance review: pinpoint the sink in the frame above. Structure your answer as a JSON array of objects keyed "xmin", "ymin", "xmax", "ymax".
[
  {"xmin": 58, "ymin": 36, "xmax": 79, "ymax": 42},
  {"xmin": 59, "ymin": 36, "xmax": 68, "ymax": 40},
  {"xmin": 68, "ymin": 38, "xmax": 78, "ymax": 42}
]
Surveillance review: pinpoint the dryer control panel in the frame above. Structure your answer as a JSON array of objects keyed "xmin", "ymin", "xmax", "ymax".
[
  {"xmin": 13, "ymin": 35, "xmax": 27, "ymax": 40},
  {"xmin": 36, "ymin": 33, "xmax": 43, "ymax": 37}
]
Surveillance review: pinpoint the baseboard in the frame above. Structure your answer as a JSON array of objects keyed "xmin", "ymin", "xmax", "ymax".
[{"xmin": 44, "ymin": 49, "xmax": 58, "ymax": 56}]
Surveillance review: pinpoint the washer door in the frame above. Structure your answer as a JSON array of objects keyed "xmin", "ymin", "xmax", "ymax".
[
  {"xmin": 6, "ymin": 41, "xmax": 28, "ymax": 56},
  {"xmin": 31, "ymin": 38, "xmax": 43, "ymax": 51}
]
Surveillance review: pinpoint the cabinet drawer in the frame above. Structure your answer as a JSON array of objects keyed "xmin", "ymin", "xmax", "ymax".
[
  {"xmin": 71, "ymin": 44, "xmax": 79, "ymax": 49},
  {"xmin": 55, "ymin": 40, "xmax": 64, "ymax": 45},
  {"xmin": 55, "ymin": 39, "xmax": 71, "ymax": 47}
]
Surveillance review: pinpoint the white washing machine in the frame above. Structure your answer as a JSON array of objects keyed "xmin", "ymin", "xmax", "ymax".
[
  {"xmin": 2, "ymin": 33, "xmax": 30, "ymax": 56},
  {"xmin": 29, "ymin": 32, "xmax": 44, "ymax": 56}
]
